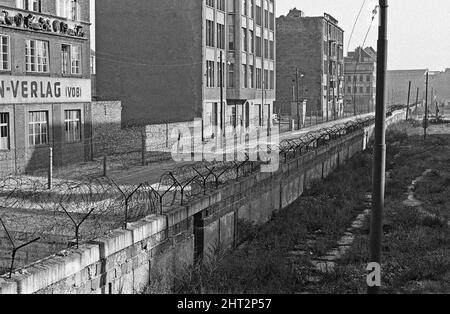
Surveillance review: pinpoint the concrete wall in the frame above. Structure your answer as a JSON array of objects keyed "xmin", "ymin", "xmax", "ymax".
[
  {"xmin": 91, "ymin": 101, "xmax": 195, "ymax": 163},
  {"xmin": 0, "ymin": 111, "xmax": 406, "ymax": 294}
]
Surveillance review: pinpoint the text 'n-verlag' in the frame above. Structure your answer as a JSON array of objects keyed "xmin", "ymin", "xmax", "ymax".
[{"xmin": 0, "ymin": 80, "xmax": 82, "ymax": 99}]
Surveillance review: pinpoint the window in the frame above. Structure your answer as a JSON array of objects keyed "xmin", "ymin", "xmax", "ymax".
[
  {"xmin": 71, "ymin": 45, "xmax": 81, "ymax": 74},
  {"xmin": 61, "ymin": 45, "xmax": 70, "ymax": 74},
  {"xmin": 242, "ymin": 0, "xmax": 248, "ymax": 16},
  {"xmin": 65, "ymin": 110, "xmax": 81, "ymax": 142},
  {"xmin": 0, "ymin": 35, "xmax": 10, "ymax": 71},
  {"xmin": 228, "ymin": 15, "xmax": 235, "ymax": 50},
  {"xmin": 217, "ymin": 23, "xmax": 225, "ymax": 49},
  {"xmin": 264, "ymin": 39, "xmax": 269, "ymax": 58},
  {"xmin": 347, "ymin": 86, "xmax": 352, "ymax": 93},
  {"xmin": 264, "ymin": 69, "xmax": 269, "ymax": 89},
  {"xmin": 359, "ymin": 75, "xmax": 364, "ymax": 82},
  {"xmin": 217, "ymin": 0, "xmax": 225, "ymax": 11},
  {"xmin": 206, "ymin": 0, "xmax": 214, "ymax": 7},
  {"xmin": 206, "ymin": 61, "xmax": 215, "ymax": 87},
  {"xmin": 0, "ymin": 113, "xmax": 10, "ymax": 150},
  {"xmin": 206, "ymin": 20, "xmax": 215, "ymax": 47},
  {"xmin": 249, "ymin": 65, "xmax": 254, "ymax": 88},
  {"xmin": 269, "ymin": 40, "xmax": 274, "ymax": 60},
  {"xmin": 90, "ymin": 55, "xmax": 96, "ymax": 75},
  {"xmin": 28, "ymin": 111, "xmax": 48, "ymax": 146},
  {"xmin": 242, "ymin": 64, "xmax": 248, "ymax": 88},
  {"xmin": 228, "ymin": 63, "xmax": 235, "ymax": 88},
  {"xmin": 250, "ymin": 0, "xmax": 254, "ymax": 18},
  {"xmin": 255, "ymin": 5, "xmax": 262, "ymax": 25},
  {"xmin": 255, "ymin": 36, "xmax": 262, "ymax": 57},
  {"xmin": 61, "ymin": 44, "xmax": 81, "ymax": 75},
  {"xmin": 249, "ymin": 30, "xmax": 254, "ymax": 54},
  {"xmin": 20, "ymin": 0, "xmax": 41, "ymax": 12},
  {"xmin": 366, "ymin": 75, "xmax": 371, "ymax": 82},
  {"xmin": 366, "ymin": 86, "xmax": 371, "ymax": 94},
  {"xmin": 57, "ymin": 0, "xmax": 79, "ymax": 20},
  {"xmin": 269, "ymin": 70, "xmax": 274, "ymax": 90},
  {"xmin": 242, "ymin": 28, "xmax": 248, "ymax": 52},
  {"xmin": 231, "ymin": 106, "xmax": 237, "ymax": 128},
  {"xmin": 360, "ymin": 87, "xmax": 364, "ymax": 94},
  {"xmin": 269, "ymin": 12, "xmax": 274, "ymax": 30},
  {"xmin": 217, "ymin": 61, "xmax": 224, "ymax": 87},
  {"xmin": 264, "ymin": 9, "xmax": 269, "ymax": 28},
  {"xmin": 26, "ymin": 40, "xmax": 49, "ymax": 73},
  {"xmin": 347, "ymin": 75, "xmax": 352, "ymax": 82},
  {"xmin": 256, "ymin": 68, "xmax": 262, "ymax": 89}
]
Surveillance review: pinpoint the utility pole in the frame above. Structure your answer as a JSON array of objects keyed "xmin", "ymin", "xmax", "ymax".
[
  {"xmin": 220, "ymin": 51, "xmax": 224, "ymax": 138},
  {"xmin": 369, "ymin": 0, "xmax": 388, "ymax": 295},
  {"xmin": 295, "ymin": 68, "xmax": 300, "ymax": 130},
  {"xmin": 424, "ymin": 72, "xmax": 429, "ymax": 139},
  {"xmin": 415, "ymin": 87, "xmax": 419, "ymax": 111},
  {"xmin": 406, "ymin": 81, "xmax": 411, "ymax": 120}
]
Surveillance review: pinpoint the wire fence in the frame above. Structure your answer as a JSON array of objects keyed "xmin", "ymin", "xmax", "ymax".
[{"xmin": 0, "ymin": 114, "xmax": 383, "ymax": 276}]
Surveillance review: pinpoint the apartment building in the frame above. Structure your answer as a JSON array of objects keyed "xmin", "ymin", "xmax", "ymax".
[
  {"xmin": 276, "ymin": 8, "xmax": 344, "ymax": 121},
  {"xmin": 344, "ymin": 46, "xmax": 377, "ymax": 114},
  {"xmin": 95, "ymin": 0, "xmax": 276, "ymax": 136},
  {"xmin": 0, "ymin": 0, "xmax": 91, "ymax": 174}
]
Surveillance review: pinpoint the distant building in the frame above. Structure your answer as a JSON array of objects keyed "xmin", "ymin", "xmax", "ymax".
[
  {"xmin": 276, "ymin": 8, "xmax": 344, "ymax": 121},
  {"xmin": 0, "ymin": 0, "xmax": 92, "ymax": 174},
  {"xmin": 95, "ymin": 0, "xmax": 276, "ymax": 136},
  {"xmin": 344, "ymin": 47, "xmax": 377, "ymax": 114},
  {"xmin": 429, "ymin": 69, "xmax": 450, "ymax": 107},
  {"xmin": 386, "ymin": 69, "xmax": 428, "ymax": 106}
]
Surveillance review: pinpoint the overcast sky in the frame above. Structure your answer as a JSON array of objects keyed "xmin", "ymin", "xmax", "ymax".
[
  {"xmin": 277, "ymin": 0, "xmax": 450, "ymax": 71},
  {"xmin": 91, "ymin": 0, "xmax": 450, "ymax": 71}
]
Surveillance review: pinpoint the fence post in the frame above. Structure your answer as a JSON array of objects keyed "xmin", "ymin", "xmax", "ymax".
[
  {"xmin": 103, "ymin": 156, "xmax": 107, "ymax": 177},
  {"xmin": 48, "ymin": 147, "xmax": 53, "ymax": 190},
  {"xmin": 141, "ymin": 130, "xmax": 146, "ymax": 166}
]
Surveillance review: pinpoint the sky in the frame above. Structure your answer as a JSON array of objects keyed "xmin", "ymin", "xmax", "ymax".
[
  {"xmin": 277, "ymin": 0, "xmax": 450, "ymax": 71},
  {"xmin": 91, "ymin": 0, "xmax": 450, "ymax": 71}
]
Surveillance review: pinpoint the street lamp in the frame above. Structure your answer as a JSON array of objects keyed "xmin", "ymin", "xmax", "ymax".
[{"xmin": 294, "ymin": 69, "xmax": 305, "ymax": 130}]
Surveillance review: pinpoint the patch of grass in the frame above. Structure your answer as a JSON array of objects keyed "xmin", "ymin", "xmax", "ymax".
[{"xmin": 170, "ymin": 152, "xmax": 374, "ymax": 294}]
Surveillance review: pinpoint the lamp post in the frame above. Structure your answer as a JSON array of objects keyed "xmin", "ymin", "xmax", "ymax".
[
  {"xmin": 294, "ymin": 68, "xmax": 305, "ymax": 130},
  {"xmin": 369, "ymin": 0, "xmax": 387, "ymax": 295}
]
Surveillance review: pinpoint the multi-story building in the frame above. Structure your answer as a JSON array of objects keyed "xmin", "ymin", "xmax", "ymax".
[
  {"xmin": 344, "ymin": 46, "xmax": 377, "ymax": 114},
  {"xmin": 0, "ymin": 0, "xmax": 91, "ymax": 174},
  {"xmin": 95, "ymin": 0, "xmax": 276, "ymax": 137},
  {"xmin": 276, "ymin": 8, "xmax": 344, "ymax": 122}
]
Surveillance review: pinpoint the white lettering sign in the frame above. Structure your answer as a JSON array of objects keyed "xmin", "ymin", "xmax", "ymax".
[{"xmin": 0, "ymin": 76, "xmax": 91, "ymax": 103}]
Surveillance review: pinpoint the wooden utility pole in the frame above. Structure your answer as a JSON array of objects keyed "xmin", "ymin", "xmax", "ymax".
[
  {"xmin": 406, "ymin": 81, "xmax": 411, "ymax": 120},
  {"xmin": 295, "ymin": 68, "xmax": 300, "ymax": 130},
  {"xmin": 369, "ymin": 0, "xmax": 388, "ymax": 295},
  {"xmin": 424, "ymin": 72, "xmax": 429, "ymax": 139},
  {"xmin": 415, "ymin": 88, "xmax": 419, "ymax": 110}
]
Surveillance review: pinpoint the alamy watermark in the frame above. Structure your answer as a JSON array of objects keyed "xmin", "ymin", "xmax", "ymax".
[
  {"xmin": 170, "ymin": 119, "xmax": 280, "ymax": 173},
  {"xmin": 366, "ymin": 262, "xmax": 382, "ymax": 288}
]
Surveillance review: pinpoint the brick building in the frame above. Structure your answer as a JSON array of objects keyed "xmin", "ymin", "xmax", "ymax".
[
  {"xmin": 0, "ymin": 0, "xmax": 91, "ymax": 174},
  {"xmin": 276, "ymin": 8, "xmax": 344, "ymax": 121},
  {"xmin": 95, "ymin": 0, "xmax": 276, "ymax": 137},
  {"xmin": 344, "ymin": 47, "xmax": 377, "ymax": 114}
]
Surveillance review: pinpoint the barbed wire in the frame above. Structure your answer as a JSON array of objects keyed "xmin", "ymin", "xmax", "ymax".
[{"xmin": 0, "ymin": 114, "xmax": 384, "ymax": 276}]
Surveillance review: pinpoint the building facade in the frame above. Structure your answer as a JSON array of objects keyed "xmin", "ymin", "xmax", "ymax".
[
  {"xmin": 344, "ymin": 47, "xmax": 376, "ymax": 114},
  {"xmin": 95, "ymin": 0, "xmax": 276, "ymax": 136},
  {"xmin": 0, "ymin": 0, "xmax": 91, "ymax": 174},
  {"xmin": 276, "ymin": 8, "xmax": 344, "ymax": 121}
]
